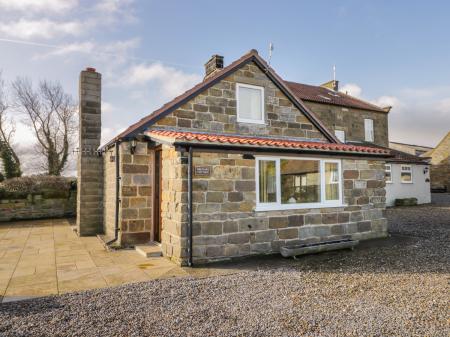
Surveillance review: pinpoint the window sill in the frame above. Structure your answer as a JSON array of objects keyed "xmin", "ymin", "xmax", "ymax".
[
  {"xmin": 255, "ymin": 202, "xmax": 347, "ymax": 212},
  {"xmin": 237, "ymin": 118, "xmax": 266, "ymax": 125},
  {"xmin": 401, "ymin": 182, "xmax": 413, "ymax": 184}
]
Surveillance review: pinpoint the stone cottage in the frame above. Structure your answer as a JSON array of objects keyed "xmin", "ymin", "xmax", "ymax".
[
  {"xmin": 425, "ymin": 131, "xmax": 450, "ymax": 192},
  {"xmin": 77, "ymin": 50, "xmax": 391, "ymax": 265}
]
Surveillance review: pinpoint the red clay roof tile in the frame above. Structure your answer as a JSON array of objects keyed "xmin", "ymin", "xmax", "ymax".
[{"xmin": 148, "ymin": 130, "xmax": 390, "ymax": 155}]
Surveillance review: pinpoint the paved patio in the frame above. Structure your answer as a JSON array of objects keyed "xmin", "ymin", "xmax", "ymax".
[{"xmin": 0, "ymin": 219, "xmax": 189, "ymax": 303}]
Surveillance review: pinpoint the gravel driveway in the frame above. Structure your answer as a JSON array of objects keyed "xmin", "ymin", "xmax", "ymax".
[{"xmin": 1, "ymin": 204, "xmax": 449, "ymax": 337}]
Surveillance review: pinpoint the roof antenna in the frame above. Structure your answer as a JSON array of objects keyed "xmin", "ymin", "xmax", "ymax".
[
  {"xmin": 333, "ymin": 64, "xmax": 336, "ymax": 82},
  {"xmin": 268, "ymin": 42, "xmax": 274, "ymax": 65}
]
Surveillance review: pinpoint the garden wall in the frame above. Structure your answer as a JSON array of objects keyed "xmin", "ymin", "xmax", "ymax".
[
  {"xmin": 0, "ymin": 192, "xmax": 76, "ymax": 222},
  {"xmin": 0, "ymin": 176, "xmax": 77, "ymax": 222}
]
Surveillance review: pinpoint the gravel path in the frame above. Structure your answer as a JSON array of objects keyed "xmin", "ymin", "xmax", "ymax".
[{"xmin": 1, "ymin": 205, "xmax": 449, "ymax": 337}]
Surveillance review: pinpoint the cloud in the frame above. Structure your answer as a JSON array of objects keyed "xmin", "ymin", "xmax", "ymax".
[
  {"xmin": 0, "ymin": 0, "xmax": 78, "ymax": 14},
  {"xmin": 122, "ymin": 63, "xmax": 202, "ymax": 99},
  {"xmin": 0, "ymin": 19, "xmax": 84, "ymax": 40},
  {"xmin": 102, "ymin": 101, "xmax": 115, "ymax": 114},
  {"xmin": 39, "ymin": 38, "xmax": 140, "ymax": 58},
  {"xmin": 337, "ymin": 82, "xmax": 449, "ymax": 147},
  {"xmin": 372, "ymin": 95, "xmax": 404, "ymax": 110},
  {"xmin": 339, "ymin": 83, "xmax": 362, "ymax": 97},
  {"xmin": 0, "ymin": 1, "xmax": 136, "ymax": 41},
  {"xmin": 101, "ymin": 125, "xmax": 126, "ymax": 146}
]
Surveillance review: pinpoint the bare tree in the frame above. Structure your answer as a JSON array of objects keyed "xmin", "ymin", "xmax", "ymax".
[
  {"xmin": 12, "ymin": 78, "xmax": 77, "ymax": 176},
  {"xmin": 0, "ymin": 72, "xmax": 21, "ymax": 178}
]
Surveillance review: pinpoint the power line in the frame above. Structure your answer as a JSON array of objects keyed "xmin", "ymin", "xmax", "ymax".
[{"xmin": 0, "ymin": 37, "xmax": 202, "ymax": 70}]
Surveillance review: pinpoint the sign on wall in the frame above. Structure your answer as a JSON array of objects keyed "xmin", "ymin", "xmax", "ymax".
[{"xmin": 194, "ymin": 166, "xmax": 211, "ymax": 177}]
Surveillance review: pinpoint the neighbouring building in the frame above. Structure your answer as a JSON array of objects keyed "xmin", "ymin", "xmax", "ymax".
[
  {"xmin": 389, "ymin": 141, "xmax": 433, "ymax": 157},
  {"xmin": 424, "ymin": 131, "xmax": 450, "ymax": 192},
  {"xmin": 77, "ymin": 50, "xmax": 392, "ymax": 265},
  {"xmin": 384, "ymin": 149, "xmax": 431, "ymax": 206}
]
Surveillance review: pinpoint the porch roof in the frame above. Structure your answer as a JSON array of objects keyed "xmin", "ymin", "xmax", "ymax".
[{"xmin": 147, "ymin": 130, "xmax": 391, "ymax": 157}]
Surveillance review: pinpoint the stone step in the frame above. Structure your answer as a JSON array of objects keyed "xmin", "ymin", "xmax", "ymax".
[{"xmin": 135, "ymin": 243, "xmax": 162, "ymax": 258}]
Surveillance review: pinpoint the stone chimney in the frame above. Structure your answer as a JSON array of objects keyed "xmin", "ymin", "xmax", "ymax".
[
  {"xmin": 204, "ymin": 54, "xmax": 224, "ymax": 79},
  {"xmin": 320, "ymin": 80, "xmax": 339, "ymax": 92},
  {"xmin": 77, "ymin": 67, "xmax": 103, "ymax": 236}
]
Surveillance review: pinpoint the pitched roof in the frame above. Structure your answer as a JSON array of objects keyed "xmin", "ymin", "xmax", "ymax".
[
  {"xmin": 387, "ymin": 148, "xmax": 430, "ymax": 164},
  {"xmin": 285, "ymin": 81, "xmax": 388, "ymax": 113},
  {"xmin": 147, "ymin": 130, "xmax": 391, "ymax": 156},
  {"xmin": 102, "ymin": 50, "xmax": 338, "ymax": 149}
]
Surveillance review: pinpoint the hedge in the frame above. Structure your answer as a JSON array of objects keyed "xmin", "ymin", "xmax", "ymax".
[{"xmin": 0, "ymin": 175, "xmax": 76, "ymax": 199}]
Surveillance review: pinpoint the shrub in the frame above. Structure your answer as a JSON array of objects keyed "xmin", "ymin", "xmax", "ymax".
[
  {"xmin": 394, "ymin": 198, "xmax": 418, "ymax": 206},
  {"xmin": 0, "ymin": 175, "xmax": 76, "ymax": 199}
]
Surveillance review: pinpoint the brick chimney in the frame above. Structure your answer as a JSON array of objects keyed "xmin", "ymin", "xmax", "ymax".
[
  {"xmin": 77, "ymin": 67, "xmax": 103, "ymax": 236},
  {"xmin": 204, "ymin": 54, "xmax": 224, "ymax": 79}
]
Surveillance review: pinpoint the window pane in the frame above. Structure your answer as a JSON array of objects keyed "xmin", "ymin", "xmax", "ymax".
[
  {"xmin": 385, "ymin": 164, "xmax": 392, "ymax": 182},
  {"xmin": 280, "ymin": 159, "xmax": 320, "ymax": 204},
  {"xmin": 334, "ymin": 130, "xmax": 345, "ymax": 143},
  {"xmin": 385, "ymin": 172, "xmax": 391, "ymax": 181},
  {"xmin": 364, "ymin": 119, "xmax": 374, "ymax": 142},
  {"xmin": 239, "ymin": 86, "xmax": 262, "ymax": 121},
  {"xmin": 259, "ymin": 160, "xmax": 276, "ymax": 203},
  {"xmin": 401, "ymin": 172, "xmax": 412, "ymax": 183},
  {"xmin": 325, "ymin": 162, "xmax": 340, "ymax": 200}
]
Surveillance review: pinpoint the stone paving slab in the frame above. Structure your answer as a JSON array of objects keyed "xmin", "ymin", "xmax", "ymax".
[{"xmin": 0, "ymin": 219, "xmax": 189, "ymax": 303}]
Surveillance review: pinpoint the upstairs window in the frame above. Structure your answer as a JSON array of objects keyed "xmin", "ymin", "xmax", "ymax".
[
  {"xmin": 334, "ymin": 130, "xmax": 346, "ymax": 143},
  {"xmin": 236, "ymin": 83, "xmax": 264, "ymax": 124},
  {"xmin": 401, "ymin": 165, "xmax": 413, "ymax": 183},
  {"xmin": 385, "ymin": 164, "xmax": 392, "ymax": 183},
  {"xmin": 364, "ymin": 119, "xmax": 374, "ymax": 142}
]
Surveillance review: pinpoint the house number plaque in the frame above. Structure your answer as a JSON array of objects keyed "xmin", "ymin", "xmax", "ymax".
[{"xmin": 194, "ymin": 166, "xmax": 211, "ymax": 177}]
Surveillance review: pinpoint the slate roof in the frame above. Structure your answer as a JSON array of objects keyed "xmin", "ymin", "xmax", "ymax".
[
  {"xmin": 148, "ymin": 130, "xmax": 391, "ymax": 156},
  {"xmin": 285, "ymin": 81, "xmax": 388, "ymax": 113}
]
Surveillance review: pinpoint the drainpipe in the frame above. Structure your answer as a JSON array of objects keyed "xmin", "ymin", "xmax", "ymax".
[
  {"xmin": 187, "ymin": 146, "xmax": 193, "ymax": 266},
  {"xmin": 107, "ymin": 140, "xmax": 121, "ymax": 245}
]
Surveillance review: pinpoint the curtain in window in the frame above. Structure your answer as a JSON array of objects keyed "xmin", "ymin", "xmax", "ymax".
[
  {"xmin": 259, "ymin": 160, "xmax": 276, "ymax": 203},
  {"xmin": 325, "ymin": 162, "xmax": 339, "ymax": 200},
  {"xmin": 239, "ymin": 86, "xmax": 262, "ymax": 121}
]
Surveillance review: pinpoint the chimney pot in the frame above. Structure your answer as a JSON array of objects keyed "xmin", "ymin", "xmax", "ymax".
[{"xmin": 204, "ymin": 54, "xmax": 224, "ymax": 78}]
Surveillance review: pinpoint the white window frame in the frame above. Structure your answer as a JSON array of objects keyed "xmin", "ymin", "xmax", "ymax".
[
  {"xmin": 385, "ymin": 164, "xmax": 392, "ymax": 184},
  {"xmin": 400, "ymin": 164, "xmax": 413, "ymax": 184},
  {"xmin": 255, "ymin": 156, "xmax": 344, "ymax": 211},
  {"xmin": 364, "ymin": 118, "xmax": 374, "ymax": 142},
  {"xmin": 334, "ymin": 130, "xmax": 346, "ymax": 143},
  {"xmin": 236, "ymin": 83, "xmax": 265, "ymax": 124}
]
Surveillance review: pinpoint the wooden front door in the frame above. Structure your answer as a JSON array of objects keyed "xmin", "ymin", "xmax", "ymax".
[{"xmin": 153, "ymin": 148, "xmax": 162, "ymax": 242}]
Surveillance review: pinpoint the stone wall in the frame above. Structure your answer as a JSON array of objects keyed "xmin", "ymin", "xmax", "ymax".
[
  {"xmin": 103, "ymin": 144, "xmax": 117, "ymax": 238},
  {"xmin": 118, "ymin": 141, "xmax": 153, "ymax": 246},
  {"xmin": 187, "ymin": 151, "xmax": 387, "ymax": 264},
  {"xmin": 428, "ymin": 132, "xmax": 450, "ymax": 192},
  {"xmin": 160, "ymin": 145, "xmax": 188, "ymax": 265},
  {"xmin": 303, "ymin": 101, "xmax": 389, "ymax": 147},
  {"xmin": 0, "ymin": 192, "xmax": 76, "ymax": 222},
  {"xmin": 152, "ymin": 61, "xmax": 326, "ymax": 141}
]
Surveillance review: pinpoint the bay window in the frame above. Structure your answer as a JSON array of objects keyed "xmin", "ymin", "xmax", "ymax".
[{"xmin": 256, "ymin": 157, "xmax": 343, "ymax": 210}]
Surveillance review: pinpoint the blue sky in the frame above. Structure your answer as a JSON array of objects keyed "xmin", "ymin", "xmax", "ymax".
[{"xmin": 0, "ymin": 0, "xmax": 449, "ymax": 166}]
